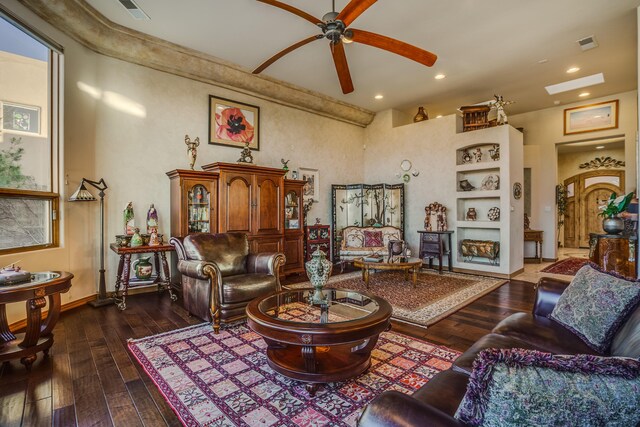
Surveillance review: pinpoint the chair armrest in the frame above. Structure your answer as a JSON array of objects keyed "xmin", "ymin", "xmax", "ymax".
[
  {"xmin": 533, "ymin": 277, "xmax": 571, "ymax": 317},
  {"xmin": 177, "ymin": 260, "xmax": 220, "ymax": 281},
  {"xmin": 358, "ymin": 391, "xmax": 465, "ymax": 427},
  {"xmin": 247, "ymin": 252, "xmax": 286, "ymax": 276}
]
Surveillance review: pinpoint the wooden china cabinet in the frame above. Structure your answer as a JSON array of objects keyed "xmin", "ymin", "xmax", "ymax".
[
  {"xmin": 283, "ymin": 179, "xmax": 306, "ymax": 275},
  {"xmin": 166, "ymin": 169, "xmax": 218, "ymax": 237}
]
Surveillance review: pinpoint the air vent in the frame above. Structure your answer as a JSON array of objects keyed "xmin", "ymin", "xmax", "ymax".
[
  {"xmin": 117, "ymin": 0, "xmax": 150, "ymax": 20},
  {"xmin": 577, "ymin": 35, "xmax": 598, "ymax": 51}
]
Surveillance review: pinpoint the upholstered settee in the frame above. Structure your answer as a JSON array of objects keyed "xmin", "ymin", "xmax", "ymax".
[
  {"xmin": 170, "ymin": 233, "xmax": 285, "ymax": 333},
  {"xmin": 358, "ymin": 276, "xmax": 640, "ymax": 426},
  {"xmin": 339, "ymin": 226, "xmax": 407, "ymax": 267}
]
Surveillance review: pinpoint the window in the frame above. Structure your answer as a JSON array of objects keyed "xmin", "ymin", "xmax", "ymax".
[{"xmin": 0, "ymin": 10, "xmax": 62, "ymax": 254}]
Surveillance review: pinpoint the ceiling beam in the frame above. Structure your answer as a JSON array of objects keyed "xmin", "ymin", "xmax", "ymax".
[{"xmin": 16, "ymin": 0, "xmax": 375, "ymax": 127}]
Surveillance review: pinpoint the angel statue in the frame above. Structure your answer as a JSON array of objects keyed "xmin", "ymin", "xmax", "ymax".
[
  {"xmin": 147, "ymin": 204, "xmax": 158, "ymax": 234},
  {"xmin": 281, "ymin": 159, "xmax": 290, "ymax": 177},
  {"xmin": 124, "ymin": 202, "xmax": 135, "ymax": 235},
  {"xmin": 184, "ymin": 135, "xmax": 200, "ymax": 170},
  {"xmin": 491, "ymin": 95, "xmax": 514, "ymax": 125}
]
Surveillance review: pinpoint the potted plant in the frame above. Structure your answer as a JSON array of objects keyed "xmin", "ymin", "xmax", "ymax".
[{"xmin": 598, "ymin": 191, "xmax": 634, "ymax": 234}]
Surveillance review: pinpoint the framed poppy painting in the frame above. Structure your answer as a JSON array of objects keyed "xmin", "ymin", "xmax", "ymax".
[{"xmin": 209, "ymin": 95, "xmax": 260, "ymax": 150}]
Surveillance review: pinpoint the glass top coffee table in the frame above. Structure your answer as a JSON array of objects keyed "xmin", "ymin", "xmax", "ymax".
[
  {"xmin": 353, "ymin": 256, "xmax": 423, "ymax": 289},
  {"xmin": 246, "ymin": 288, "xmax": 392, "ymax": 395}
]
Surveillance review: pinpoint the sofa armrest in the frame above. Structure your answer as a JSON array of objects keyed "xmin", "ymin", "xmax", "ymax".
[
  {"xmin": 247, "ymin": 252, "xmax": 285, "ymax": 275},
  {"xmin": 358, "ymin": 391, "xmax": 465, "ymax": 427},
  {"xmin": 533, "ymin": 277, "xmax": 571, "ymax": 317},
  {"xmin": 177, "ymin": 260, "xmax": 220, "ymax": 281}
]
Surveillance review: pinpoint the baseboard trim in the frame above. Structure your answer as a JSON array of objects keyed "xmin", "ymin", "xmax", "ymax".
[
  {"xmin": 9, "ymin": 294, "xmax": 96, "ymax": 333},
  {"xmin": 451, "ymin": 267, "xmax": 525, "ymax": 279},
  {"xmin": 542, "ymin": 257, "xmax": 559, "ymax": 262}
]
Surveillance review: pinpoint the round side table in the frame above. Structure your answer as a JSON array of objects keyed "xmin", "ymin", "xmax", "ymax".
[{"xmin": 0, "ymin": 271, "xmax": 73, "ymax": 370}]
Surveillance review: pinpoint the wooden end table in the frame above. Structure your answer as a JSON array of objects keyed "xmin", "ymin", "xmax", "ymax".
[
  {"xmin": 353, "ymin": 257, "xmax": 423, "ymax": 289},
  {"xmin": 0, "ymin": 271, "xmax": 73, "ymax": 370},
  {"xmin": 524, "ymin": 229, "xmax": 543, "ymax": 263},
  {"xmin": 418, "ymin": 230, "xmax": 454, "ymax": 273},
  {"xmin": 246, "ymin": 288, "xmax": 391, "ymax": 395},
  {"xmin": 109, "ymin": 244, "xmax": 177, "ymax": 311}
]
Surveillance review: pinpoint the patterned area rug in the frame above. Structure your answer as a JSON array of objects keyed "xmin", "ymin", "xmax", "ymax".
[
  {"xmin": 287, "ymin": 270, "xmax": 506, "ymax": 327},
  {"xmin": 540, "ymin": 257, "xmax": 589, "ymax": 276},
  {"xmin": 128, "ymin": 322, "xmax": 459, "ymax": 427}
]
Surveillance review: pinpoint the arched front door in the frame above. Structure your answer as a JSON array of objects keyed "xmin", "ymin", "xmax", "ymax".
[{"xmin": 564, "ymin": 170, "xmax": 625, "ymax": 248}]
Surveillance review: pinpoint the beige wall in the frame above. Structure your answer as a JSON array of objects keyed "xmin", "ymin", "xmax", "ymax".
[
  {"xmin": 557, "ymin": 148, "xmax": 626, "ymax": 185},
  {"xmin": 0, "ymin": 0, "xmax": 364, "ymax": 323},
  {"xmin": 509, "ymin": 90, "xmax": 638, "ymax": 259}
]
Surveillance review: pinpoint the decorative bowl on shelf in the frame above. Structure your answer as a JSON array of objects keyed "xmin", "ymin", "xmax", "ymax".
[
  {"xmin": 481, "ymin": 174, "xmax": 500, "ymax": 190},
  {"xmin": 488, "ymin": 207, "xmax": 500, "ymax": 221},
  {"xmin": 459, "ymin": 179, "xmax": 475, "ymax": 191},
  {"xmin": 115, "ymin": 234, "xmax": 132, "ymax": 247}
]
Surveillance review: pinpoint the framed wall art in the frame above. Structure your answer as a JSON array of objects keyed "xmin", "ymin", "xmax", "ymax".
[
  {"xmin": 299, "ymin": 167, "xmax": 319, "ymax": 202},
  {"xmin": 2, "ymin": 102, "xmax": 41, "ymax": 134},
  {"xmin": 563, "ymin": 99, "xmax": 618, "ymax": 135},
  {"xmin": 209, "ymin": 95, "xmax": 260, "ymax": 150}
]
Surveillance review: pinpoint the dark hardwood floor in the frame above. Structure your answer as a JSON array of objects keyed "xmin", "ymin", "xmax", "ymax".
[{"xmin": 0, "ymin": 275, "xmax": 536, "ymax": 426}]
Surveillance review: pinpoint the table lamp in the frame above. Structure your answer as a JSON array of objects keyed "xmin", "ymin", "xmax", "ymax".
[{"xmin": 69, "ymin": 178, "xmax": 114, "ymax": 307}]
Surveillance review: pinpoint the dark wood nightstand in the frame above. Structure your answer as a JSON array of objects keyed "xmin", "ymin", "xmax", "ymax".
[{"xmin": 418, "ymin": 230, "xmax": 454, "ymax": 274}]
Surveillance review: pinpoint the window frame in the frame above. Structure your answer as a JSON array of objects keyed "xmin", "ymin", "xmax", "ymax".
[{"xmin": 0, "ymin": 8, "xmax": 62, "ymax": 255}]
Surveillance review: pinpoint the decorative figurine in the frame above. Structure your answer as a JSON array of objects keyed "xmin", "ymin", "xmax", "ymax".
[
  {"xmin": 459, "ymin": 179, "xmax": 475, "ymax": 191},
  {"xmin": 461, "ymin": 149, "xmax": 473, "ymax": 164},
  {"xmin": 292, "ymin": 171, "xmax": 299, "ymax": 179},
  {"xmin": 315, "ymin": 217, "xmax": 322, "ymax": 225},
  {"xmin": 184, "ymin": 135, "xmax": 200, "ymax": 170},
  {"xmin": 425, "ymin": 202, "xmax": 447, "ymax": 231},
  {"xmin": 281, "ymin": 159, "xmax": 290, "ymax": 177},
  {"xmin": 473, "ymin": 148, "xmax": 482, "ymax": 162},
  {"xmin": 524, "ymin": 213, "xmax": 531, "ymax": 230},
  {"xmin": 237, "ymin": 142, "xmax": 254, "ymax": 163},
  {"xmin": 466, "ymin": 207, "xmax": 478, "ymax": 221},
  {"xmin": 481, "ymin": 174, "xmax": 500, "ymax": 191},
  {"xmin": 489, "ymin": 144, "xmax": 500, "ymax": 161},
  {"xmin": 124, "ymin": 202, "xmax": 135, "ymax": 235},
  {"xmin": 491, "ymin": 95, "xmax": 514, "ymax": 125},
  {"xmin": 148, "ymin": 229, "xmax": 160, "ymax": 246},
  {"xmin": 413, "ymin": 106, "xmax": 429, "ymax": 122},
  {"xmin": 146, "ymin": 204, "xmax": 158, "ymax": 234},
  {"xmin": 130, "ymin": 227, "xmax": 143, "ymax": 247}
]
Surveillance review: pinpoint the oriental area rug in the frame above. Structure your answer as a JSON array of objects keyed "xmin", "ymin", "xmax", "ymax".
[
  {"xmin": 540, "ymin": 257, "xmax": 589, "ymax": 276},
  {"xmin": 128, "ymin": 322, "xmax": 459, "ymax": 427},
  {"xmin": 287, "ymin": 270, "xmax": 506, "ymax": 327}
]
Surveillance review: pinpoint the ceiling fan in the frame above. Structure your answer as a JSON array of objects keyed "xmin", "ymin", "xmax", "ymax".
[{"xmin": 253, "ymin": 0, "xmax": 438, "ymax": 94}]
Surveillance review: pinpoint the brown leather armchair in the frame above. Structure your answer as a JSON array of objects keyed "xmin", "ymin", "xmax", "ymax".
[{"xmin": 170, "ymin": 233, "xmax": 285, "ymax": 333}]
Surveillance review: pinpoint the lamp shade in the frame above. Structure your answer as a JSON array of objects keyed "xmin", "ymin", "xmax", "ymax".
[{"xmin": 69, "ymin": 182, "xmax": 96, "ymax": 201}]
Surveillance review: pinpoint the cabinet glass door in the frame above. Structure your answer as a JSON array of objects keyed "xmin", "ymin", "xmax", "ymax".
[
  {"xmin": 187, "ymin": 184, "xmax": 211, "ymax": 233},
  {"xmin": 284, "ymin": 190, "xmax": 300, "ymax": 230}
]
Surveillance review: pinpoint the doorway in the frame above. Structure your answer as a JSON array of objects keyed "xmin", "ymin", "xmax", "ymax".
[{"xmin": 563, "ymin": 170, "xmax": 625, "ymax": 248}]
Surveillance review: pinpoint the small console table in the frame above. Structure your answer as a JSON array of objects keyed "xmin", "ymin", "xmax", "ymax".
[
  {"xmin": 109, "ymin": 244, "xmax": 177, "ymax": 311},
  {"xmin": 524, "ymin": 229, "xmax": 544, "ymax": 263},
  {"xmin": 589, "ymin": 233, "xmax": 637, "ymax": 278},
  {"xmin": 0, "ymin": 271, "xmax": 73, "ymax": 370},
  {"xmin": 418, "ymin": 230, "xmax": 454, "ymax": 273}
]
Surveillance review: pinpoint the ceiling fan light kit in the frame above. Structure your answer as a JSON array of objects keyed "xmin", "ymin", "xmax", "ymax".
[{"xmin": 254, "ymin": 0, "xmax": 437, "ymax": 94}]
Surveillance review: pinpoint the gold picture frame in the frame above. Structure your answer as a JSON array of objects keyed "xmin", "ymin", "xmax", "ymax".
[
  {"xmin": 209, "ymin": 95, "xmax": 260, "ymax": 150},
  {"xmin": 564, "ymin": 99, "xmax": 618, "ymax": 135}
]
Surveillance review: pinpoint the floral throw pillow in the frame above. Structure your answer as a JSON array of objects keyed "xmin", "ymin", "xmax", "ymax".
[
  {"xmin": 455, "ymin": 348, "xmax": 640, "ymax": 427},
  {"xmin": 549, "ymin": 263, "xmax": 640, "ymax": 353},
  {"xmin": 363, "ymin": 230, "xmax": 383, "ymax": 247}
]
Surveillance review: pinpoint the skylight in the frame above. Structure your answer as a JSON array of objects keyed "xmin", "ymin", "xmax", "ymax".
[{"xmin": 545, "ymin": 73, "xmax": 604, "ymax": 95}]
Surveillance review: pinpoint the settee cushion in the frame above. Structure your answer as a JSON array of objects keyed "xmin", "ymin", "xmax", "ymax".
[
  {"xmin": 550, "ymin": 264, "xmax": 640, "ymax": 353},
  {"xmin": 455, "ymin": 348, "xmax": 640, "ymax": 427},
  {"xmin": 221, "ymin": 273, "xmax": 276, "ymax": 304},
  {"xmin": 183, "ymin": 233, "xmax": 248, "ymax": 277},
  {"xmin": 491, "ymin": 313, "xmax": 601, "ymax": 356},
  {"xmin": 363, "ymin": 230, "xmax": 384, "ymax": 247}
]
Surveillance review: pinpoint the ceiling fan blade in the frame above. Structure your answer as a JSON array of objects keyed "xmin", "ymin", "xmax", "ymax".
[
  {"xmin": 253, "ymin": 35, "xmax": 323, "ymax": 74},
  {"xmin": 349, "ymin": 28, "xmax": 437, "ymax": 67},
  {"xmin": 256, "ymin": 0, "xmax": 322, "ymax": 25},
  {"xmin": 331, "ymin": 42, "xmax": 354, "ymax": 94},
  {"xmin": 336, "ymin": 0, "xmax": 377, "ymax": 26}
]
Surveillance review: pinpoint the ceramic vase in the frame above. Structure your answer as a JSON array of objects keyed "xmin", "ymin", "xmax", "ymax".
[
  {"xmin": 130, "ymin": 228, "xmax": 143, "ymax": 247},
  {"xmin": 305, "ymin": 249, "xmax": 333, "ymax": 304},
  {"xmin": 603, "ymin": 217, "xmax": 624, "ymax": 235},
  {"xmin": 413, "ymin": 106, "xmax": 429, "ymax": 122},
  {"xmin": 132, "ymin": 256, "xmax": 153, "ymax": 280}
]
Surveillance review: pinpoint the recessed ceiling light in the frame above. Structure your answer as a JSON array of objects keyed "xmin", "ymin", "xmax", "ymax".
[
  {"xmin": 566, "ymin": 67, "xmax": 580, "ymax": 74},
  {"xmin": 554, "ymin": 100, "xmax": 561, "ymax": 105},
  {"xmin": 436, "ymin": 115, "xmax": 443, "ymax": 118},
  {"xmin": 579, "ymin": 92, "xmax": 590, "ymax": 97},
  {"xmin": 374, "ymin": 94, "xmax": 384, "ymax": 100},
  {"xmin": 434, "ymin": 74, "xmax": 446, "ymax": 80},
  {"xmin": 596, "ymin": 145, "xmax": 605, "ymax": 149},
  {"xmin": 538, "ymin": 59, "xmax": 548, "ymax": 64},
  {"xmin": 545, "ymin": 73, "xmax": 604, "ymax": 95}
]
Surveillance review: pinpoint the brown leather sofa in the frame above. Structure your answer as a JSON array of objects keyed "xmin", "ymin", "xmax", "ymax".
[
  {"xmin": 358, "ymin": 277, "xmax": 640, "ymax": 426},
  {"xmin": 170, "ymin": 233, "xmax": 285, "ymax": 333}
]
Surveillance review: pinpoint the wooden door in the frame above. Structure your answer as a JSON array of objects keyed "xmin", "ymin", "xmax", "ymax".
[
  {"xmin": 563, "ymin": 176, "xmax": 577, "ymax": 248},
  {"xmin": 220, "ymin": 172, "xmax": 253, "ymax": 233},
  {"xmin": 254, "ymin": 174, "xmax": 282, "ymax": 235},
  {"xmin": 579, "ymin": 183, "xmax": 621, "ymax": 247}
]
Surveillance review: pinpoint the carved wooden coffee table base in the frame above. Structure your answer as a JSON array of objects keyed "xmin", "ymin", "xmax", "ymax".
[{"xmin": 247, "ymin": 289, "xmax": 392, "ymax": 395}]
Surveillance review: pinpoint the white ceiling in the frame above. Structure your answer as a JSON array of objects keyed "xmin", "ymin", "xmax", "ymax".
[{"xmin": 84, "ymin": 0, "xmax": 640, "ymax": 116}]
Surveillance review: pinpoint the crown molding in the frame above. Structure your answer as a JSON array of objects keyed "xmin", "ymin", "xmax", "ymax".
[{"xmin": 16, "ymin": 0, "xmax": 375, "ymax": 127}]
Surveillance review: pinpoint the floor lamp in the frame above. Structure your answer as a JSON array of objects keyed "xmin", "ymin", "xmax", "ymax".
[{"xmin": 69, "ymin": 178, "xmax": 114, "ymax": 307}]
